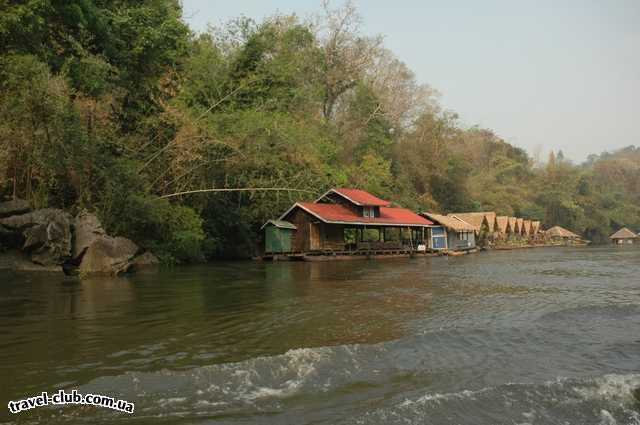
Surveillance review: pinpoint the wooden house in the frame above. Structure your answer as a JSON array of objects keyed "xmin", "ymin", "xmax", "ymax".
[
  {"xmin": 609, "ymin": 228, "xmax": 638, "ymax": 245},
  {"xmin": 421, "ymin": 213, "xmax": 476, "ymax": 251},
  {"xmin": 276, "ymin": 188, "xmax": 433, "ymax": 254}
]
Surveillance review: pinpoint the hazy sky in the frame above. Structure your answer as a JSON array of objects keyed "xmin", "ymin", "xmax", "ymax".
[{"xmin": 182, "ymin": 0, "xmax": 640, "ymax": 162}]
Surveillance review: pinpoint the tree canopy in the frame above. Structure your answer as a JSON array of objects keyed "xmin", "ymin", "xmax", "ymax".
[{"xmin": 1, "ymin": 1, "xmax": 638, "ymax": 260}]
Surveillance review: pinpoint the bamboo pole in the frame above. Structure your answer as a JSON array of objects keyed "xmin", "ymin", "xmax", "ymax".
[{"xmin": 158, "ymin": 187, "xmax": 318, "ymax": 199}]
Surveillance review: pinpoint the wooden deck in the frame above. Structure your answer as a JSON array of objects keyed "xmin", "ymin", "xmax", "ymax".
[{"xmin": 260, "ymin": 247, "xmax": 480, "ymax": 261}]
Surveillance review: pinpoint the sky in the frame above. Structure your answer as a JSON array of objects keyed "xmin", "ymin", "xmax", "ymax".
[{"xmin": 182, "ymin": 0, "xmax": 640, "ymax": 162}]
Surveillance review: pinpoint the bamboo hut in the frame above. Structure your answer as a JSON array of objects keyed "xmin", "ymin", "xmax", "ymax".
[
  {"xmin": 495, "ymin": 216, "xmax": 510, "ymax": 239},
  {"xmin": 609, "ymin": 228, "xmax": 638, "ymax": 245},
  {"xmin": 522, "ymin": 219, "xmax": 532, "ymax": 237},
  {"xmin": 516, "ymin": 218, "xmax": 524, "ymax": 236},
  {"xmin": 509, "ymin": 217, "xmax": 518, "ymax": 236},
  {"xmin": 448, "ymin": 212, "xmax": 497, "ymax": 234},
  {"xmin": 531, "ymin": 221, "xmax": 541, "ymax": 234},
  {"xmin": 545, "ymin": 226, "xmax": 587, "ymax": 245}
]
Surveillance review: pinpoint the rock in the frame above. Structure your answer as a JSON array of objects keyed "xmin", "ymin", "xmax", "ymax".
[
  {"xmin": 11, "ymin": 210, "xmax": 72, "ymax": 266},
  {"xmin": 0, "ymin": 250, "xmax": 63, "ymax": 273},
  {"xmin": 73, "ymin": 211, "xmax": 106, "ymax": 260},
  {"xmin": 0, "ymin": 208, "xmax": 70, "ymax": 230},
  {"xmin": 130, "ymin": 251, "xmax": 160, "ymax": 271},
  {"xmin": 79, "ymin": 235, "xmax": 140, "ymax": 275},
  {"xmin": 0, "ymin": 198, "xmax": 31, "ymax": 218}
]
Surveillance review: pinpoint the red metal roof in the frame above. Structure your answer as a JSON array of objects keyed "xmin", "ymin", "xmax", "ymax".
[
  {"xmin": 329, "ymin": 188, "xmax": 391, "ymax": 207},
  {"xmin": 290, "ymin": 202, "xmax": 433, "ymax": 226}
]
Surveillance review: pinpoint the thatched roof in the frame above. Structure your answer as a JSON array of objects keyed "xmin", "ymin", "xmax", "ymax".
[
  {"xmin": 508, "ymin": 217, "xmax": 518, "ymax": 233},
  {"xmin": 421, "ymin": 213, "xmax": 475, "ymax": 232},
  {"xmin": 610, "ymin": 227, "xmax": 637, "ymax": 239},
  {"xmin": 522, "ymin": 220, "xmax": 532, "ymax": 235},
  {"xmin": 531, "ymin": 221, "xmax": 541, "ymax": 234},
  {"xmin": 516, "ymin": 218, "xmax": 524, "ymax": 234},
  {"xmin": 545, "ymin": 226, "xmax": 581, "ymax": 239},
  {"xmin": 448, "ymin": 212, "xmax": 496, "ymax": 232},
  {"xmin": 495, "ymin": 216, "xmax": 510, "ymax": 233}
]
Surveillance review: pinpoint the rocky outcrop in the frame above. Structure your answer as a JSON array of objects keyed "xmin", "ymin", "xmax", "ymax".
[
  {"xmin": 130, "ymin": 251, "xmax": 160, "ymax": 271},
  {"xmin": 0, "ymin": 208, "xmax": 72, "ymax": 266},
  {"xmin": 73, "ymin": 210, "xmax": 106, "ymax": 260},
  {"xmin": 0, "ymin": 250, "xmax": 63, "ymax": 273},
  {"xmin": 0, "ymin": 206, "xmax": 157, "ymax": 276},
  {"xmin": 0, "ymin": 198, "xmax": 31, "ymax": 218},
  {"xmin": 79, "ymin": 235, "xmax": 140, "ymax": 275}
]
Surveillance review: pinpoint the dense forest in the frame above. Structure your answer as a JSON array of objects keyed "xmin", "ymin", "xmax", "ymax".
[{"xmin": 1, "ymin": 1, "xmax": 639, "ymax": 261}]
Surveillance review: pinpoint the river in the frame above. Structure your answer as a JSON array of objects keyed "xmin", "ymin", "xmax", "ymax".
[{"xmin": 1, "ymin": 247, "xmax": 639, "ymax": 424}]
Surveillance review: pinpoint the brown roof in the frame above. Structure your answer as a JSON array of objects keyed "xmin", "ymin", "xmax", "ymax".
[
  {"xmin": 421, "ymin": 213, "xmax": 475, "ymax": 232},
  {"xmin": 610, "ymin": 227, "xmax": 637, "ymax": 239},
  {"xmin": 516, "ymin": 218, "xmax": 524, "ymax": 233},
  {"xmin": 522, "ymin": 220, "xmax": 532, "ymax": 235},
  {"xmin": 448, "ymin": 212, "xmax": 496, "ymax": 232},
  {"xmin": 531, "ymin": 221, "xmax": 541, "ymax": 233},
  {"xmin": 508, "ymin": 217, "xmax": 518, "ymax": 233},
  {"xmin": 495, "ymin": 216, "xmax": 510, "ymax": 233},
  {"xmin": 545, "ymin": 226, "xmax": 581, "ymax": 239}
]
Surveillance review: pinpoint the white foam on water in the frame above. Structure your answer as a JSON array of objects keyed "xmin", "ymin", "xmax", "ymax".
[
  {"xmin": 156, "ymin": 397, "xmax": 187, "ymax": 407},
  {"xmin": 575, "ymin": 374, "xmax": 640, "ymax": 403},
  {"xmin": 599, "ymin": 409, "xmax": 618, "ymax": 425}
]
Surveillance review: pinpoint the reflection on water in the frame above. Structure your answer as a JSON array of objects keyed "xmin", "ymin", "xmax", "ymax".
[{"xmin": 0, "ymin": 247, "xmax": 639, "ymax": 424}]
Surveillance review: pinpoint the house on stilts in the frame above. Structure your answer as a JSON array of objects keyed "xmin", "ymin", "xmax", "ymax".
[
  {"xmin": 263, "ymin": 188, "xmax": 434, "ymax": 259},
  {"xmin": 420, "ymin": 213, "xmax": 477, "ymax": 252}
]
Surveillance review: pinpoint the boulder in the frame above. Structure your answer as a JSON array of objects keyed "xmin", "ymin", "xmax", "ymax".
[
  {"xmin": 130, "ymin": 251, "xmax": 160, "ymax": 271},
  {"xmin": 79, "ymin": 235, "xmax": 140, "ymax": 275},
  {"xmin": 0, "ymin": 208, "xmax": 70, "ymax": 230},
  {"xmin": 0, "ymin": 209, "xmax": 72, "ymax": 266},
  {"xmin": 73, "ymin": 211, "xmax": 106, "ymax": 260},
  {"xmin": 0, "ymin": 198, "xmax": 31, "ymax": 218},
  {"xmin": 0, "ymin": 250, "xmax": 63, "ymax": 273}
]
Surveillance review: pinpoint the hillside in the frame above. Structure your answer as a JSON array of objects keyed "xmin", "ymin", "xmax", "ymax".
[{"xmin": 1, "ymin": 1, "xmax": 638, "ymax": 260}]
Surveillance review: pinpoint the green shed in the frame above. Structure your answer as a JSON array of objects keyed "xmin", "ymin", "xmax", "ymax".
[{"xmin": 261, "ymin": 220, "xmax": 297, "ymax": 253}]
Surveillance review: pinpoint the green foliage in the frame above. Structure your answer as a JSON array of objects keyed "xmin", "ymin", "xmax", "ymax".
[{"xmin": 1, "ymin": 1, "xmax": 639, "ymax": 265}]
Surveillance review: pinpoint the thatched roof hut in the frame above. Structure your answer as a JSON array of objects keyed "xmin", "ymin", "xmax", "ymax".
[
  {"xmin": 609, "ymin": 227, "xmax": 637, "ymax": 244},
  {"xmin": 531, "ymin": 221, "xmax": 541, "ymax": 234},
  {"xmin": 509, "ymin": 217, "xmax": 518, "ymax": 234},
  {"xmin": 522, "ymin": 220, "xmax": 532, "ymax": 235},
  {"xmin": 496, "ymin": 216, "xmax": 510, "ymax": 234},
  {"xmin": 449, "ymin": 212, "xmax": 497, "ymax": 234},
  {"xmin": 516, "ymin": 218, "xmax": 524, "ymax": 235},
  {"xmin": 545, "ymin": 226, "xmax": 581, "ymax": 239}
]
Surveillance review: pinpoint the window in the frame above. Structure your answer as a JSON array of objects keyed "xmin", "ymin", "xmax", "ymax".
[{"xmin": 363, "ymin": 207, "xmax": 374, "ymax": 218}]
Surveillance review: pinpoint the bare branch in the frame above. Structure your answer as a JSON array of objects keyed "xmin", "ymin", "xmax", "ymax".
[{"xmin": 158, "ymin": 187, "xmax": 319, "ymax": 199}]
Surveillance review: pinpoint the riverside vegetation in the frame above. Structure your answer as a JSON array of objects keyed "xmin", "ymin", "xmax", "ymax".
[{"xmin": 1, "ymin": 1, "xmax": 639, "ymax": 263}]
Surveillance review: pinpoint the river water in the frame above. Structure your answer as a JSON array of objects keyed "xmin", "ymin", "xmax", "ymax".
[{"xmin": 1, "ymin": 247, "xmax": 639, "ymax": 424}]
